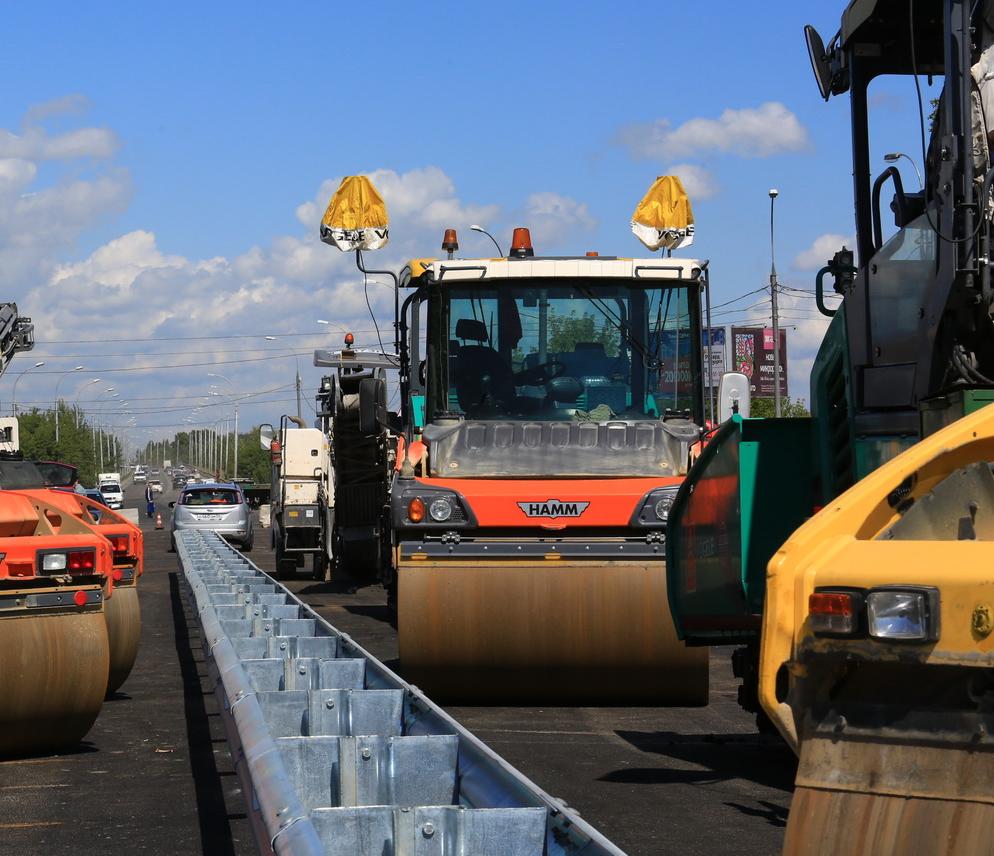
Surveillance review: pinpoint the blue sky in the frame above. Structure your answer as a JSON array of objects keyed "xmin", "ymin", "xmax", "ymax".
[{"xmin": 0, "ymin": 1, "xmax": 933, "ymax": 449}]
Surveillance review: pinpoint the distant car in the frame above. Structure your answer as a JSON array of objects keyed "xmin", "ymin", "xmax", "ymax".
[
  {"xmin": 172, "ymin": 475, "xmax": 188, "ymax": 490},
  {"xmin": 150, "ymin": 478, "xmax": 163, "ymax": 494},
  {"xmin": 134, "ymin": 470, "xmax": 147, "ymax": 483},
  {"xmin": 169, "ymin": 482, "xmax": 253, "ymax": 552},
  {"xmin": 99, "ymin": 481, "xmax": 123, "ymax": 510}
]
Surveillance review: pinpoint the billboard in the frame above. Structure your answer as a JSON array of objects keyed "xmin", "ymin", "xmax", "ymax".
[
  {"xmin": 703, "ymin": 327, "xmax": 726, "ymax": 389},
  {"xmin": 731, "ymin": 326, "xmax": 788, "ymax": 398},
  {"xmin": 652, "ymin": 327, "xmax": 727, "ymax": 394}
]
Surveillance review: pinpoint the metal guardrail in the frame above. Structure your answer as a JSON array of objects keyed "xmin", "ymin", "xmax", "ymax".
[{"xmin": 177, "ymin": 530, "xmax": 627, "ymax": 856}]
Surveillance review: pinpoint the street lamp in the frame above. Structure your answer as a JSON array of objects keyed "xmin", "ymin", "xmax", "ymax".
[
  {"xmin": 54, "ymin": 366, "xmax": 85, "ymax": 445},
  {"xmin": 470, "ymin": 224, "xmax": 503, "ymax": 256},
  {"xmin": 74, "ymin": 378, "xmax": 102, "ymax": 427},
  {"xmin": 769, "ymin": 189, "xmax": 782, "ymax": 419},
  {"xmin": 884, "ymin": 152, "xmax": 924, "ymax": 189},
  {"xmin": 208, "ymin": 372, "xmax": 239, "ymax": 478},
  {"xmin": 11, "ymin": 361, "xmax": 45, "ymax": 415}
]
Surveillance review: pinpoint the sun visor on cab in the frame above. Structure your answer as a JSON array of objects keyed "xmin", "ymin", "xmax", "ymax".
[
  {"xmin": 630, "ymin": 175, "xmax": 695, "ymax": 252},
  {"xmin": 319, "ymin": 175, "xmax": 390, "ymax": 252}
]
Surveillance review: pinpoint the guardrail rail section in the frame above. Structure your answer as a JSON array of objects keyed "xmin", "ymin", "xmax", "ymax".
[{"xmin": 177, "ymin": 530, "xmax": 626, "ymax": 856}]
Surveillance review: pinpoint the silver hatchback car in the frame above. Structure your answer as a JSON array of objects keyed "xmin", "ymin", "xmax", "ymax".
[{"xmin": 169, "ymin": 482, "xmax": 254, "ymax": 552}]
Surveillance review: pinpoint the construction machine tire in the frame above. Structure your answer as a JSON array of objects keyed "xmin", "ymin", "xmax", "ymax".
[
  {"xmin": 397, "ymin": 558, "xmax": 708, "ymax": 704},
  {"xmin": 341, "ymin": 538, "xmax": 380, "ymax": 584},
  {"xmin": 311, "ymin": 551, "xmax": 329, "ymax": 582},
  {"xmin": 104, "ymin": 582, "xmax": 141, "ymax": 696},
  {"xmin": 0, "ymin": 585, "xmax": 109, "ymax": 757}
]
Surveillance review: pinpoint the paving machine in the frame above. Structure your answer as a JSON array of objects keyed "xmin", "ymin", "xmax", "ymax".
[
  {"xmin": 313, "ymin": 338, "xmax": 398, "ymax": 582},
  {"xmin": 667, "ymin": 1, "xmax": 994, "ymax": 851},
  {"xmin": 260, "ymin": 416, "xmax": 331, "ymax": 579},
  {"xmin": 319, "ymin": 175, "xmax": 711, "ymax": 702}
]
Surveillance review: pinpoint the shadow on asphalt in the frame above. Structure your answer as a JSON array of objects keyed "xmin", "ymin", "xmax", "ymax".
[
  {"xmin": 104, "ymin": 691, "xmax": 133, "ymax": 702},
  {"xmin": 724, "ymin": 799, "xmax": 790, "ymax": 827},
  {"xmin": 341, "ymin": 602, "xmax": 397, "ymax": 627},
  {"xmin": 605, "ymin": 730, "xmax": 797, "ymax": 793},
  {"xmin": 169, "ymin": 571, "xmax": 238, "ymax": 856}
]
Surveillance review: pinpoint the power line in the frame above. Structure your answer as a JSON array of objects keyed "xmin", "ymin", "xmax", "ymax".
[{"xmin": 21, "ymin": 351, "xmax": 317, "ymax": 374}]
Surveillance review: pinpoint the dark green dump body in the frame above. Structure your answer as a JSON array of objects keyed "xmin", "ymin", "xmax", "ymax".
[{"xmin": 666, "ymin": 415, "xmax": 814, "ymax": 645}]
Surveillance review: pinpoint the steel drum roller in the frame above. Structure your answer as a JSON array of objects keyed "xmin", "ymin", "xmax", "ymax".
[
  {"xmin": 398, "ymin": 558, "xmax": 708, "ymax": 704},
  {"xmin": 104, "ymin": 581, "xmax": 141, "ymax": 695},
  {"xmin": 0, "ymin": 587, "xmax": 109, "ymax": 756}
]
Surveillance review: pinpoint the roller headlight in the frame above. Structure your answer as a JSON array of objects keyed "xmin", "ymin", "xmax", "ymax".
[
  {"xmin": 654, "ymin": 494, "xmax": 676, "ymax": 521},
  {"xmin": 428, "ymin": 497, "xmax": 453, "ymax": 522},
  {"xmin": 867, "ymin": 588, "xmax": 938, "ymax": 641},
  {"xmin": 42, "ymin": 553, "xmax": 68, "ymax": 572}
]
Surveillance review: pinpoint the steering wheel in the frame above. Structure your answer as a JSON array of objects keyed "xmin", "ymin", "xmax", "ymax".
[{"xmin": 515, "ymin": 360, "xmax": 566, "ymax": 385}]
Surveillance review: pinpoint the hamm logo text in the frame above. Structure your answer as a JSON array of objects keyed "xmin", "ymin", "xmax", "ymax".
[{"xmin": 517, "ymin": 500, "xmax": 590, "ymax": 518}]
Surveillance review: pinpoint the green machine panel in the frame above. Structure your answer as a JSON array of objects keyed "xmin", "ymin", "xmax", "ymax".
[{"xmin": 666, "ymin": 415, "xmax": 814, "ymax": 645}]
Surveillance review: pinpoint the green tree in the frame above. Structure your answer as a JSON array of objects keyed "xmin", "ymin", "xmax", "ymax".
[
  {"xmin": 16, "ymin": 403, "xmax": 122, "ymax": 486},
  {"xmin": 749, "ymin": 397, "xmax": 810, "ymax": 418},
  {"xmin": 547, "ymin": 311, "xmax": 619, "ymax": 357}
]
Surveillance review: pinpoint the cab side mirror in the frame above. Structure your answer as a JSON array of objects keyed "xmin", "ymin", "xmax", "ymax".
[
  {"xmin": 718, "ymin": 372, "xmax": 751, "ymax": 422},
  {"xmin": 259, "ymin": 423, "xmax": 274, "ymax": 450},
  {"xmin": 168, "ymin": 501, "xmax": 176, "ymax": 508},
  {"xmin": 804, "ymin": 25, "xmax": 832, "ymax": 101}
]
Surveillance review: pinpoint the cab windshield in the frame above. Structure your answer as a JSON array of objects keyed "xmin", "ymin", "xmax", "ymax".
[{"xmin": 430, "ymin": 279, "xmax": 703, "ymax": 423}]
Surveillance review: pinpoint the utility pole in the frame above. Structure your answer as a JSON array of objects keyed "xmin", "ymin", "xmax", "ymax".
[
  {"xmin": 233, "ymin": 404, "xmax": 239, "ymax": 480},
  {"xmin": 769, "ymin": 188, "xmax": 782, "ymax": 418},
  {"xmin": 296, "ymin": 368, "xmax": 303, "ymax": 421}
]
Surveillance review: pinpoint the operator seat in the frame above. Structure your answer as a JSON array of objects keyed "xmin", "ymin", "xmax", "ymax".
[{"xmin": 452, "ymin": 318, "xmax": 515, "ymax": 414}]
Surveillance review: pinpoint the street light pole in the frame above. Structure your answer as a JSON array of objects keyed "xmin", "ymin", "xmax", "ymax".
[
  {"xmin": 209, "ymin": 373, "xmax": 239, "ymax": 478},
  {"xmin": 769, "ymin": 189, "xmax": 782, "ymax": 418},
  {"xmin": 883, "ymin": 152, "xmax": 924, "ymax": 189},
  {"xmin": 53, "ymin": 366, "xmax": 84, "ymax": 445},
  {"xmin": 11, "ymin": 361, "xmax": 45, "ymax": 415},
  {"xmin": 470, "ymin": 224, "xmax": 504, "ymax": 256},
  {"xmin": 74, "ymin": 378, "xmax": 101, "ymax": 427}
]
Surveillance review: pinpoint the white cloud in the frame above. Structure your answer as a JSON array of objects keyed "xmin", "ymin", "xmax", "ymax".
[
  {"xmin": 2, "ymin": 101, "xmax": 609, "ymax": 441},
  {"xmin": 618, "ymin": 102, "xmax": 810, "ymax": 160},
  {"xmin": 792, "ymin": 233, "xmax": 856, "ymax": 270},
  {"xmin": 666, "ymin": 163, "xmax": 719, "ymax": 201},
  {"xmin": 0, "ymin": 126, "xmax": 119, "ymax": 160},
  {"xmin": 520, "ymin": 192, "xmax": 596, "ymax": 245},
  {"xmin": 23, "ymin": 94, "xmax": 92, "ymax": 125}
]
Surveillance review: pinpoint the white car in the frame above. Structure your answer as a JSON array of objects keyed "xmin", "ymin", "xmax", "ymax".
[
  {"xmin": 99, "ymin": 480, "xmax": 124, "ymax": 509},
  {"xmin": 150, "ymin": 479, "xmax": 163, "ymax": 494}
]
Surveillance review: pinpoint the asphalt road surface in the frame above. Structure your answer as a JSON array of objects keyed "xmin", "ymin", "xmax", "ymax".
[{"xmin": 0, "ymin": 480, "xmax": 795, "ymax": 855}]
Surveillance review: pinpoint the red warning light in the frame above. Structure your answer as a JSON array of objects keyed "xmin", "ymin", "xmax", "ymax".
[
  {"xmin": 586, "ymin": 251, "xmax": 599, "ymax": 257},
  {"xmin": 344, "ymin": 332, "xmax": 355, "ymax": 347},
  {"xmin": 510, "ymin": 227, "xmax": 534, "ymax": 258},
  {"xmin": 73, "ymin": 590, "xmax": 88, "ymax": 607}
]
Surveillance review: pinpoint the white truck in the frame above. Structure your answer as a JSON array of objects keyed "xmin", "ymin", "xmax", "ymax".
[
  {"xmin": 259, "ymin": 419, "xmax": 332, "ymax": 580},
  {"xmin": 97, "ymin": 472, "xmax": 123, "ymax": 509}
]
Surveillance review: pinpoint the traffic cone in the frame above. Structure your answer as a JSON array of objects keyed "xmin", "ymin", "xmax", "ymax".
[{"xmin": 155, "ymin": 512, "xmax": 163, "ymax": 530}]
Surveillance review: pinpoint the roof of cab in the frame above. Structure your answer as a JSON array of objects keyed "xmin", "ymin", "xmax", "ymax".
[{"xmin": 407, "ymin": 255, "xmax": 706, "ymax": 285}]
